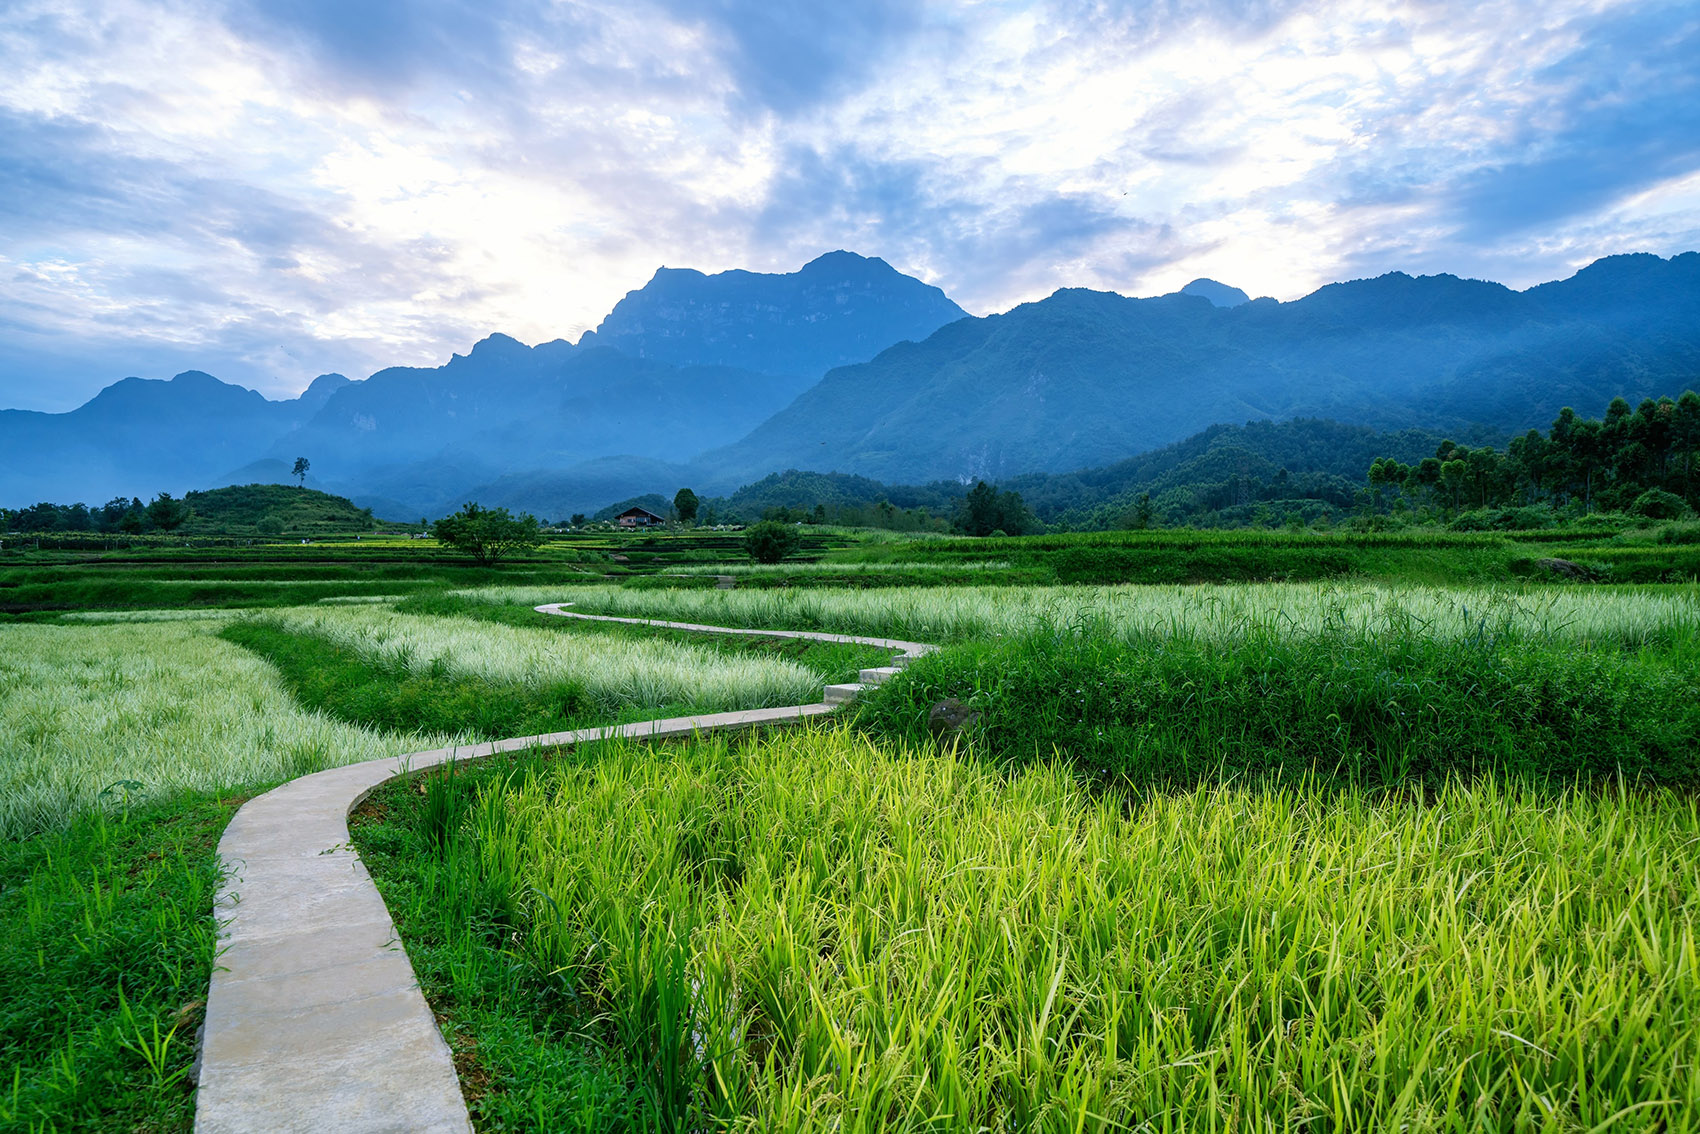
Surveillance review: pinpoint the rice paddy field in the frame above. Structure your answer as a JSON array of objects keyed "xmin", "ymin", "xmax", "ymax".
[
  {"xmin": 458, "ymin": 579, "xmax": 1700, "ymax": 648},
  {"xmin": 3, "ymin": 530, "xmax": 1699, "ymax": 1131},
  {"xmin": 358, "ymin": 728, "xmax": 1700, "ymax": 1132}
]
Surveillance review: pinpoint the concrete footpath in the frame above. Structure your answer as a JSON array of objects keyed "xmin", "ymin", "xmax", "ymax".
[{"xmin": 194, "ymin": 608, "xmax": 934, "ymax": 1133}]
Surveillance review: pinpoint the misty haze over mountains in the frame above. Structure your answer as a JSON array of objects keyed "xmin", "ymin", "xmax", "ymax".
[{"xmin": 2, "ymin": 249, "xmax": 1698, "ymax": 520}]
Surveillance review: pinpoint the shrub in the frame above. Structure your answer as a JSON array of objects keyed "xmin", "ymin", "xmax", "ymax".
[
  {"xmin": 1632, "ymin": 488, "xmax": 1693, "ymax": 521},
  {"xmin": 743, "ymin": 521, "xmax": 801, "ymax": 564},
  {"xmin": 1449, "ymin": 507, "xmax": 1553, "ymax": 531}
]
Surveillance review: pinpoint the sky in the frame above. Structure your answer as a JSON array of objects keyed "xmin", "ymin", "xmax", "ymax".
[{"xmin": 1, "ymin": 0, "xmax": 1697, "ymax": 411}]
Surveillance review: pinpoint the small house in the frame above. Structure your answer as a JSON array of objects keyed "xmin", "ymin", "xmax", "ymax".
[{"xmin": 616, "ymin": 506, "xmax": 666, "ymax": 528}]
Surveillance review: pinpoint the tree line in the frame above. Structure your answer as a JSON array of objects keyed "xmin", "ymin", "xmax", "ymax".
[
  {"xmin": 1368, "ymin": 392, "xmax": 1700, "ymax": 519},
  {"xmin": 1, "ymin": 493, "xmax": 190, "ymax": 534}
]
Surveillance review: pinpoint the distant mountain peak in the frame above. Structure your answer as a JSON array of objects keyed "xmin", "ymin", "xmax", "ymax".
[
  {"xmin": 297, "ymin": 372, "xmax": 351, "ymax": 412},
  {"xmin": 171, "ymin": 369, "xmax": 225, "ymax": 385},
  {"xmin": 464, "ymin": 332, "xmax": 530, "ymax": 359},
  {"xmin": 581, "ymin": 251, "xmax": 967, "ymax": 378},
  {"xmin": 1178, "ymin": 279, "xmax": 1251, "ymax": 307},
  {"xmin": 799, "ymin": 249, "xmax": 888, "ymax": 273}
]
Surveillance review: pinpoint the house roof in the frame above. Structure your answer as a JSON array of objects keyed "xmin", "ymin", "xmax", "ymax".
[{"xmin": 616, "ymin": 506, "xmax": 665, "ymax": 520}]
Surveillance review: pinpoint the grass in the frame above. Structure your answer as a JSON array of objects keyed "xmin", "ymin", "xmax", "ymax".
[
  {"xmin": 0, "ymin": 619, "xmax": 437, "ymax": 839},
  {"xmin": 822, "ymin": 526, "xmax": 1700, "ymax": 586},
  {"xmin": 0, "ymin": 549, "xmax": 610, "ymax": 617},
  {"xmin": 354, "ymin": 726, "xmax": 1700, "ymax": 1131},
  {"xmin": 351, "ymin": 746, "xmax": 656, "ymax": 1131},
  {"xmin": 395, "ymin": 592, "xmax": 894, "ymax": 684},
  {"xmin": 857, "ymin": 621, "xmax": 1700, "ymax": 789},
  {"xmin": 236, "ymin": 605, "xmax": 828, "ymax": 716},
  {"xmin": 0, "ymin": 580, "xmax": 896, "ymax": 1131},
  {"xmin": 466, "ymin": 580, "xmax": 1700, "ymax": 649},
  {"xmin": 220, "ymin": 619, "xmax": 605, "ymax": 740},
  {"xmin": 7, "ymin": 533, "xmax": 1700, "ymax": 1129},
  {"xmin": 0, "ymin": 791, "xmax": 235, "ymax": 1132}
]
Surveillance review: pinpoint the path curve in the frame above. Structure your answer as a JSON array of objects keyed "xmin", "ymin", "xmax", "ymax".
[{"xmin": 194, "ymin": 606, "xmax": 935, "ymax": 1134}]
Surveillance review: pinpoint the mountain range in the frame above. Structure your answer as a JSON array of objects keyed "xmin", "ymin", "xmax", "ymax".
[{"xmin": 2, "ymin": 249, "xmax": 1697, "ymax": 518}]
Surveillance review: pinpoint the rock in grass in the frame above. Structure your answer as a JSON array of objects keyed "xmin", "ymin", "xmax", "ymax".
[
  {"xmin": 928, "ymin": 698, "xmax": 980, "ymax": 740},
  {"xmin": 1536, "ymin": 557, "xmax": 1603, "ymax": 581}
]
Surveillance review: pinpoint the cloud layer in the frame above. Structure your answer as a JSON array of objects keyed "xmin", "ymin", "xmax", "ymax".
[{"xmin": 1, "ymin": 0, "xmax": 1696, "ymax": 409}]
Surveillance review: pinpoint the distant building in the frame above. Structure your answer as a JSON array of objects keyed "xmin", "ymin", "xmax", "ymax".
[{"xmin": 616, "ymin": 506, "xmax": 666, "ymax": 528}]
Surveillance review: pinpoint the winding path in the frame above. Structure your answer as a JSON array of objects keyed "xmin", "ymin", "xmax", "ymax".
[{"xmin": 193, "ymin": 605, "xmax": 934, "ymax": 1134}]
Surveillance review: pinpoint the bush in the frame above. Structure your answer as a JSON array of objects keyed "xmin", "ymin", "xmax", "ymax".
[
  {"xmin": 857, "ymin": 627, "xmax": 1700, "ymax": 791},
  {"xmin": 1448, "ymin": 507, "xmax": 1553, "ymax": 531},
  {"xmin": 743, "ymin": 521, "xmax": 802, "ymax": 564},
  {"xmin": 1632, "ymin": 488, "xmax": 1692, "ymax": 521}
]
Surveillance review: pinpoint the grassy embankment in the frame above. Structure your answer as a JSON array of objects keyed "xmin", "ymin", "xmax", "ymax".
[{"xmin": 822, "ymin": 525, "xmax": 1700, "ymax": 586}]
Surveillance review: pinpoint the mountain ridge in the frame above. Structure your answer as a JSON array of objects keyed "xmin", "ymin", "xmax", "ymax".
[
  {"xmin": 3, "ymin": 251, "xmax": 1699, "ymax": 518},
  {"xmin": 697, "ymin": 252, "xmax": 1700, "ymax": 486}
]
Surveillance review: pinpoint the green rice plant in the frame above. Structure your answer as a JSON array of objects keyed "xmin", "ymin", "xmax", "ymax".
[
  {"xmin": 858, "ymin": 622, "xmax": 1700, "ymax": 788},
  {"xmin": 381, "ymin": 727, "xmax": 1700, "ymax": 1130},
  {"xmin": 0, "ymin": 620, "xmax": 442, "ymax": 837}
]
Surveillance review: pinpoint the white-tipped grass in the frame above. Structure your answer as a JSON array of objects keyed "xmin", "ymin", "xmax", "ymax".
[
  {"xmin": 59, "ymin": 609, "xmax": 236, "ymax": 623},
  {"xmin": 667, "ymin": 560, "xmax": 1013, "ymax": 576},
  {"xmin": 469, "ymin": 726, "xmax": 1700, "ymax": 1128},
  {"xmin": 254, "ymin": 605, "xmax": 824, "ymax": 714},
  {"xmin": 0, "ymin": 621, "xmax": 446, "ymax": 838},
  {"xmin": 456, "ymin": 580, "xmax": 1700, "ymax": 648}
]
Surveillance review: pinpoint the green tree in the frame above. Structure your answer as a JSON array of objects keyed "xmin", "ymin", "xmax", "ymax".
[
  {"xmin": 569, "ymin": 513, "xmax": 587, "ymax": 527},
  {"xmin": 291, "ymin": 457, "xmax": 310, "ymax": 488},
  {"xmin": 431, "ymin": 502, "xmax": 542, "ymax": 565},
  {"xmin": 1119, "ymin": 492, "xmax": 1155, "ymax": 530},
  {"xmin": 673, "ymin": 488, "xmax": 699, "ymax": 525},
  {"xmin": 1439, "ymin": 459, "xmax": 1469, "ymax": 512},
  {"xmin": 955, "ymin": 480, "xmax": 1034, "ymax": 536},
  {"xmin": 743, "ymin": 520, "xmax": 801, "ymax": 564},
  {"xmin": 145, "ymin": 492, "xmax": 190, "ymax": 531}
]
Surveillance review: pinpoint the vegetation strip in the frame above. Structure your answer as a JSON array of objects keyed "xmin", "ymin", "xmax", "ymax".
[
  {"xmin": 529, "ymin": 601, "xmax": 937, "ymax": 665},
  {"xmin": 195, "ymin": 610, "xmax": 930, "ymax": 1133}
]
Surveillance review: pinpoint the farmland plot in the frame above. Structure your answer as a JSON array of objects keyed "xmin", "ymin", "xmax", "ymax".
[
  {"xmin": 457, "ymin": 580, "xmax": 1700, "ymax": 647},
  {"xmin": 0, "ymin": 619, "xmax": 433, "ymax": 838},
  {"xmin": 249, "ymin": 605, "xmax": 825, "ymax": 714},
  {"xmin": 360, "ymin": 727, "xmax": 1700, "ymax": 1131}
]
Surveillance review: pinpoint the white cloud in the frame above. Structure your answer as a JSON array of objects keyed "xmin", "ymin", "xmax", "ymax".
[{"xmin": 0, "ymin": 0, "xmax": 1694, "ymax": 410}]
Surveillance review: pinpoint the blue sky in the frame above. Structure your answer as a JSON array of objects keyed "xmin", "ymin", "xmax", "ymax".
[{"xmin": 1, "ymin": 0, "xmax": 1696, "ymax": 411}]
